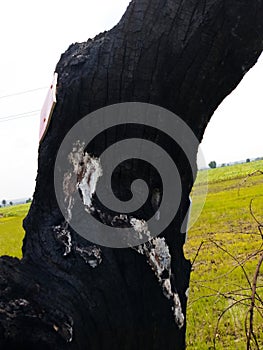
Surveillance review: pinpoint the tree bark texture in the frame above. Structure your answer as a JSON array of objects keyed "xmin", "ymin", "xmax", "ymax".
[{"xmin": 1, "ymin": 1, "xmax": 263, "ymax": 349}]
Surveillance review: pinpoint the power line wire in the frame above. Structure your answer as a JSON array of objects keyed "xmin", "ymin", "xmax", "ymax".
[
  {"xmin": 0, "ymin": 87, "xmax": 47, "ymax": 100},
  {"xmin": 0, "ymin": 110, "xmax": 40, "ymax": 123},
  {"xmin": 0, "ymin": 109, "xmax": 40, "ymax": 119},
  {"xmin": 0, "ymin": 114, "xmax": 37, "ymax": 123}
]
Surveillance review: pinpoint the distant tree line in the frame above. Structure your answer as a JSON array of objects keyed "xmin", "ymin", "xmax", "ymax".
[
  {"xmin": 208, "ymin": 157, "xmax": 263, "ymax": 169},
  {"xmin": 0, "ymin": 198, "xmax": 32, "ymax": 208},
  {"xmin": 208, "ymin": 161, "xmax": 217, "ymax": 169}
]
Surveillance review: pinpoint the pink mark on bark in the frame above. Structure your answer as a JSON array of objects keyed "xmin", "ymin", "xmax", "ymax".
[{"xmin": 39, "ymin": 73, "xmax": 58, "ymax": 142}]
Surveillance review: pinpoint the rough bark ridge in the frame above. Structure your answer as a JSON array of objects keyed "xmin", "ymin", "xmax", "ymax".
[{"xmin": 1, "ymin": 1, "xmax": 263, "ymax": 349}]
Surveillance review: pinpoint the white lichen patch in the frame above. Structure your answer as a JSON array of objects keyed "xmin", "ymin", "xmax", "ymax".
[
  {"xmin": 130, "ymin": 218, "xmax": 151, "ymax": 240},
  {"xmin": 151, "ymin": 188, "xmax": 161, "ymax": 221},
  {"xmin": 63, "ymin": 141, "xmax": 85, "ymax": 223},
  {"xmin": 136, "ymin": 244, "xmax": 144, "ymax": 255},
  {"xmin": 68, "ymin": 141, "xmax": 86, "ymax": 175},
  {"xmin": 111, "ymin": 214, "xmax": 128, "ymax": 225},
  {"xmin": 77, "ymin": 154, "xmax": 102, "ymax": 208},
  {"xmin": 75, "ymin": 245, "xmax": 102, "ymax": 268},
  {"xmin": 162, "ymin": 278, "xmax": 173, "ymax": 299},
  {"xmin": 63, "ymin": 171, "xmax": 74, "ymax": 199},
  {"xmin": 64, "ymin": 322, "xmax": 73, "ymax": 343},
  {"xmin": 66, "ymin": 194, "xmax": 74, "ymax": 222},
  {"xmin": 148, "ymin": 237, "xmax": 171, "ymax": 279},
  {"xmin": 172, "ymin": 293, "xmax": 185, "ymax": 329},
  {"xmin": 54, "ymin": 320, "xmax": 74, "ymax": 343},
  {"xmin": 135, "ymin": 236, "xmax": 185, "ymax": 329},
  {"xmin": 13, "ymin": 299, "xmax": 30, "ymax": 307},
  {"xmin": 155, "ymin": 210, "xmax": 160, "ymax": 221},
  {"xmin": 63, "ymin": 171, "xmax": 76, "ymax": 223},
  {"xmin": 54, "ymin": 225, "xmax": 72, "ymax": 256},
  {"xmin": 65, "ymin": 141, "xmax": 103, "ymax": 213}
]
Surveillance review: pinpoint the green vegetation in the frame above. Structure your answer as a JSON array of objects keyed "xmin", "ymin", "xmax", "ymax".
[
  {"xmin": 185, "ymin": 160, "xmax": 263, "ymax": 349},
  {"xmin": 196, "ymin": 159, "xmax": 263, "ymax": 185},
  {"xmin": 0, "ymin": 160, "xmax": 262, "ymax": 349},
  {"xmin": 0, "ymin": 204, "xmax": 30, "ymax": 258},
  {"xmin": 208, "ymin": 160, "xmax": 217, "ymax": 169}
]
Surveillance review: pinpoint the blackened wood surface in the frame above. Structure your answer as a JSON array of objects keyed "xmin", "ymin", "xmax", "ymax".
[{"xmin": 1, "ymin": 1, "xmax": 263, "ymax": 349}]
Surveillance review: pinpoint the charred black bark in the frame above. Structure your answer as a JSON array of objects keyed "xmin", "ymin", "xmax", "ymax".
[{"xmin": 1, "ymin": 1, "xmax": 263, "ymax": 349}]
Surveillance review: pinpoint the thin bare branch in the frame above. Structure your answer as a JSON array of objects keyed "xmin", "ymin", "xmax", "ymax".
[
  {"xmin": 209, "ymin": 238, "xmax": 252, "ymax": 289},
  {"xmin": 213, "ymin": 298, "xmax": 251, "ymax": 350},
  {"xmin": 238, "ymin": 170, "xmax": 263, "ymax": 196},
  {"xmin": 246, "ymin": 253, "xmax": 263, "ymax": 350},
  {"xmin": 191, "ymin": 241, "xmax": 204, "ymax": 267},
  {"xmin": 249, "ymin": 198, "xmax": 263, "ymax": 229}
]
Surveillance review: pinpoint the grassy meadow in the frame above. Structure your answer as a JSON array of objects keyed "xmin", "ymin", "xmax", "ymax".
[
  {"xmin": 185, "ymin": 160, "xmax": 263, "ymax": 349},
  {"xmin": 0, "ymin": 203, "xmax": 29, "ymax": 258},
  {"xmin": 0, "ymin": 160, "xmax": 262, "ymax": 349}
]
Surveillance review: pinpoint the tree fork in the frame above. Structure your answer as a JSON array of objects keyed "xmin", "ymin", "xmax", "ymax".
[{"xmin": 1, "ymin": 1, "xmax": 263, "ymax": 349}]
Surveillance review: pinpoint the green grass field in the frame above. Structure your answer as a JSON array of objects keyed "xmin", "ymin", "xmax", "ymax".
[
  {"xmin": 0, "ymin": 160, "xmax": 262, "ymax": 349},
  {"xmin": 0, "ymin": 203, "xmax": 29, "ymax": 258},
  {"xmin": 185, "ymin": 160, "xmax": 263, "ymax": 349}
]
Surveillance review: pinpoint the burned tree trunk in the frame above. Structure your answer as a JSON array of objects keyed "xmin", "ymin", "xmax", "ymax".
[{"xmin": 1, "ymin": 1, "xmax": 263, "ymax": 349}]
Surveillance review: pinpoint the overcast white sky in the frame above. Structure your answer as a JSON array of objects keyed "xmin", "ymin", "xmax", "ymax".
[{"xmin": 0, "ymin": 0, "xmax": 262, "ymax": 200}]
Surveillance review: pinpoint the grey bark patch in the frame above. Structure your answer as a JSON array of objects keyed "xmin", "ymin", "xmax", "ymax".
[
  {"xmin": 75, "ymin": 245, "xmax": 102, "ymax": 268},
  {"xmin": 54, "ymin": 225, "xmax": 72, "ymax": 256}
]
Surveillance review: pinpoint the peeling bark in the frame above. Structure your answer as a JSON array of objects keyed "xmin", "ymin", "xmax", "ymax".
[{"xmin": 1, "ymin": 1, "xmax": 263, "ymax": 349}]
